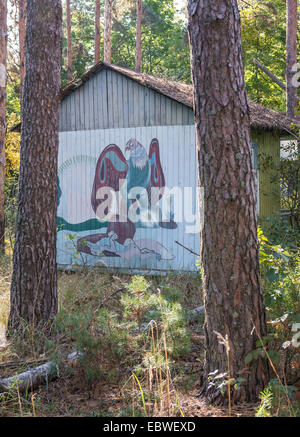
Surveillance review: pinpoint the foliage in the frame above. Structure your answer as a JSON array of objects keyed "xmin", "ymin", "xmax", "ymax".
[
  {"xmin": 240, "ymin": 0, "xmax": 288, "ymax": 111},
  {"xmin": 60, "ymin": 0, "xmax": 191, "ymax": 85},
  {"xmin": 255, "ymin": 385, "xmax": 273, "ymax": 417},
  {"xmin": 5, "ymin": 113, "xmax": 20, "ymax": 178},
  {"xmin": 53, "ymin": 274, "xmax": 191, "ymax": 387},
  {"xmin": 280, "ymin": 140, "xmax": 299, "ymax": 229}
]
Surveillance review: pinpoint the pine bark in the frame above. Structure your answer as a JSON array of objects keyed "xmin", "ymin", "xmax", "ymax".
[
  {"xmin": 94, "ymin": 0, "xmax": 101, "ymax": 64},
  {"xmin": 19, "ymin": 0, "xmax": 26, "ymax": 107},
  {"xmin": 8, "ymin": 0, "xmax": 62, "ymax": 331},
  {"xmin": 136, "ymin": 0, "xmax": 142, "ymax": 72},
  {"xmin": 188, "ymin": 0, "xmax": 269, "ymax": 404},
  {"xmin": 286, "ymin": 0, "xmax": 298, "ymax": 118},
  {"xmin": 66, "ymin": 0, "xmax": 72, "ymax": 82},
  {"xmin": 0, "ymin": 0, "xmax": 7, "ymax": 253},
  {"xmin": 103, "ymin": 0, "xmax": 112, "ymax": 63}
]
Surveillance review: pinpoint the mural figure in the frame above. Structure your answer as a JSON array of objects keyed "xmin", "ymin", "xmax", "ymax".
[{"xmin": 58, "ymin": 138, "xmax": 177, "ymax": 262}]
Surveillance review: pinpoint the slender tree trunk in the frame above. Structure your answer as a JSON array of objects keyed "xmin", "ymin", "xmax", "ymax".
[
  {"xmin": 94, "ymin": 0, "xmax": 101, "ymax": 64},
  {"xmin": 8, "ymin": 0, "xmax": 62, "ymax": 331},
  {"xmin": 136, "ymin": 0, "xmax": 142, "ymax": 72},
  {"xmin": 0, "ymin": 0, "xmax": 7, "ymax": 253},
  {"xmin": 286, "ymin": 0, "xmax": 298, "ymax": 118},
  {"xmin": 19, "ymin": 0, "xmax": 26, "ymax": 108},
  {"xmin": 103, "ymin": 0, "xmax": 112, "ymax": 63},
  {"xmin": 66, "ymin": 0, "xmax": 72, "ymax": 82},
  {"xmin": 188, "ymin": 0, "xmax": 269, "ymax": 404}
]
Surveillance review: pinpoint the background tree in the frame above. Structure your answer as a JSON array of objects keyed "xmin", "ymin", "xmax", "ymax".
[
  {"xmin": 19, "ymin": 0, "xmax": 26, "ymax": 106},
  {"xmin": 0, "ymin": 0, "xmax": 7, "ymax": 252},
  {"xmin": 286, "ymin": 0, "xmax": 298, "ymax": 117},
  {"xmin": 9, "ymin": 0, "xmax": 62, "ymax": 331},
  {"xmin": 66, "ymin": 0, "xmax": 73, "ymax": 81},
  {"xmin": 188, "ymin": 0, "xmax": 269, "ymax": 404},
  {"xmin": 104, "ymin": 0, "xmax": 112, "ymax": 63},
  {"xmin": 136, "ymin": 0, "xmax": 142, "ymax": 72},
  {"xmin": 94, "ymin": 0, "xmax": 101, "ymax": 64}
]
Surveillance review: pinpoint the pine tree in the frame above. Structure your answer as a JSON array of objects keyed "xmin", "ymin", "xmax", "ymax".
[
  {"xmin": 286, "ymin": 0, "xmax": 298, "ymax": 117},
  {"xmin": 136, "ymin": 0, "xmax": 142, "ymax": 72},
  {"xmin": 19, "ymin": 0, "xmax": 26, "ymax": 106},
  {"xmin": 95, "ymin": 0, "xmax": 101, "ymax": 64},
  {"xmin": 66, "ymin": 0, "xmax": 73, "ymax": 81},
  {"xmin": 9, "ymin": 0, "xmax": 62, "ymax": 331},
  {"xmin": 188, "ymin": 0, "xmax": 269, "ymax": 404},
  {"xmin": 104, "ymin": 0, "xmax": 112, "ymax": 63},
  {"xmin": 0, "ymin": 0, "xmax": 7, "ymax": 252}
]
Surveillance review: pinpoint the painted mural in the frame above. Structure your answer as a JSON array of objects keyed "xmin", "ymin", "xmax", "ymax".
[
  {"xmin": 57, "ymin": 138, "xmax": 178, "ymax": 264},
  {"xmin": 57, "ymin": 126, "xmax": 200, "ymax": 272}
]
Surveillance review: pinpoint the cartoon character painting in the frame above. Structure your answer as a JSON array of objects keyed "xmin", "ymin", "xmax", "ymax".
[{"xmin": 57, "ymin": 138, "xmax": 177, "ymax": 263}]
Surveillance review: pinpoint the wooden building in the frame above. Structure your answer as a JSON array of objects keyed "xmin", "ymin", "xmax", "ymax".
[{"xmin": 13, "ymin": 62, "xmax": 298, "ymax": 273}]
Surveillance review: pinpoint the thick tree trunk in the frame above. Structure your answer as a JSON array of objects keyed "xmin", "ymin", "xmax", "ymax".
[
  {"xmin": 95, "ymin": 0, "xmax": 101, "ymax": 64},
  {"xmin": 188, "ymin": 0, "xmax": 269, "ymax": 404},
  {"xmin": 19, "ymin": 0, "xmax": 26, "ymax": 107},
  {"xmin": 136, "ymin": 0, "xmax": 142, "ymax": 72},
  {"xmin": 8, "ymin": 0, "xmax": 62, "ymax": 331},
  {"xmin": 103, "ymin": 0, "xmax": 112, "ymax": 63},
  {"xmin": 66, "ymin": 0, "xmax": 72, "ymax": 82},
  {"xmin": 0, "ymin": 0, "xmax": 7, "ymax": 253},
  {"xmin": 286, "ymin": 0, "xmax": 298, "ymax": 118}
]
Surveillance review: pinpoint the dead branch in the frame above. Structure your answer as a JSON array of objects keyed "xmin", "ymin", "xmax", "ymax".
[
  {"xmin": 0, "ymin": 351, "xmax": 80, "ymax": 394},
  {"xmin": 253, "ymin": 58, "xmax": 287, "ymax": 91},
  {"xmin": 175, "ymin": 240, "xmax": 200, "ymax": 257}
]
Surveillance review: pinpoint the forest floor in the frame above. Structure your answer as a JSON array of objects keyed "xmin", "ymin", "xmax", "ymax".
[{"xmin": 0, "ymin": 255, "xmax": 297, "ymax": 417}]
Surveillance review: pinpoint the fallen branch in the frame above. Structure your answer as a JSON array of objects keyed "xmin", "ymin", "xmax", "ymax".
[
  {"xmin": 253, "ymin": 58, "xmax": 286, "ymax": 91},
  {"xmin": 0, "ymin": 351, "xmax": 80, "ymax": 394}
]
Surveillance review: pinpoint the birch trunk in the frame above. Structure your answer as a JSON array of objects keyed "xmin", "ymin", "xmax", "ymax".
[
  {"xmin": 188, "ymin": 0, "xmax": 269, "ymax": 404},
  {"xmin": 8, "ymin": 0, "xmax": 62, "ymax": 331}
]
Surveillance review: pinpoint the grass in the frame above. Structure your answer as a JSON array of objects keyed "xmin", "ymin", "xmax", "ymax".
[
  {"xmin": 0, "ymin": 252, "xmax": 299, "ymax": 417},
  {"xmin": 0, "ymin": 260, "xmax": 206, "ymax": 417}
]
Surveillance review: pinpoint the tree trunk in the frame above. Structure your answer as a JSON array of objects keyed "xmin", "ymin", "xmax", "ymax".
[
  {"xmin": 19, "ymin": 0, "xmax": 26, "ymax": 108},
  {"xmin": 66, "ymin": 0, "xmax": 72, "ymax": 82},
  {"xmin": 136, "ymin": 0, "xmax": 142, "ymax": 72},
  {"xmin": 286, "ymin": 0, "xmax": 298, "ymax": 118},
  {"xmin": 0, "ymin": 0, "xmax": 7, "ymax": 253},
  {"xmin": 188, "ymin": 0, "xmax": 269, "ymax": 404},
  {"xmin": 8, "ymin": 0, "xmax": 62, "ymax": 332},
  {"xmin": 94, "ymin": 0, "xmax": 101, "ymax": 64},
  {"xmin": 103, "ymin": 0, "xmax": 112, "ymax": 63}
]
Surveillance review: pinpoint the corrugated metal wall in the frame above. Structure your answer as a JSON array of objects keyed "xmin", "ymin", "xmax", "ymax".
[
  {"xmin": 59, "ymin": 68, "xmax": 194, "ymax": 132},
  {"xmin": 57, "ymin": 125, "xmax": 200, "ymax": 273}
]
